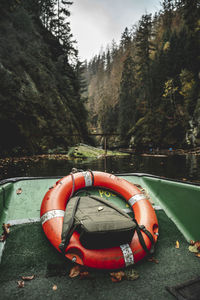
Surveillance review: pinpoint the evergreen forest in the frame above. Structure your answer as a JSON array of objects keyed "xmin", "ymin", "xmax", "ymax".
[
  {"xmin": 85, "ymin": 0, "xmax": 200, "ymax": 150},
  {"xmin": 0, "ymin": 0, "xmax": 199, "ymax": 156}
]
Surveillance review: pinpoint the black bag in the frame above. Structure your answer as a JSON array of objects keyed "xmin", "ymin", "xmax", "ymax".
[{"xmin": 59, "ymin": 195, "xmax": 136, "ymax": 251}]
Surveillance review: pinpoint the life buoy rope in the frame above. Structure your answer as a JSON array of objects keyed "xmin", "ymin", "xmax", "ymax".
[{"xmin": 40, "ymin": 171, "xmax": 159, "ymax": 269}]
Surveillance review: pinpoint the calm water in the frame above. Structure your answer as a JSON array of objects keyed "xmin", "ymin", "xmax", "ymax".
[{"xmin": 1, "ymin": 153, "xmax": 200, "ymax": 183}]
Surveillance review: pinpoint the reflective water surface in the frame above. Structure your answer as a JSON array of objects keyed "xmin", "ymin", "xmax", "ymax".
[{"xmin": 1, "ymin": 153, "xmax": 200, "ymax": 183}]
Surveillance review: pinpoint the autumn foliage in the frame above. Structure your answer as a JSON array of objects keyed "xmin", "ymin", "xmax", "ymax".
[{"xmin": 85, "ymin": 0, "xmax": 200, "ymax": 149}]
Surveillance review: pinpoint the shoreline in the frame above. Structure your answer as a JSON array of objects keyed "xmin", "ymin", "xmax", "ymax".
[
  {"xmin": 0, "ymin": 146, "xmax": 200, "ymax": 164},
  {"xmin": 120, "ymin": 147, "xmax": 200, "ymax": 156}
]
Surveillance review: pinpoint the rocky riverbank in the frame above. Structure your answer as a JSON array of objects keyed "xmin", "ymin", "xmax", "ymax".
[{"xmin": 0, "ymin": 144, "xmax": 129, "ymax": 173}]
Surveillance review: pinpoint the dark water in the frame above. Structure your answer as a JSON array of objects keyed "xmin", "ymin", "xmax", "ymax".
[{"xmin": 1, "ymin": 153, "xmax": 200, "ymax": 183}]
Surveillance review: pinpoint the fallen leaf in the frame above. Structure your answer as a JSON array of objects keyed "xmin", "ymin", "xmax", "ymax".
[
  {"xmin": 17, "ymin": 280, "xmax": 25, "ymax": 288},
  {"xmin": 0, "ymin": 234, "xmax": 6, "ymax": 242},
  {"xmin": 3, "ymin": 223, "xmax": 10, "ymax": 235},
  {"xmin": 21, "ymin": 275, "xmax": 35, "ymax": 281},
  {"xmin": 148, "ymin": 257, "xmax": 159, "ymax": 264},
  {"xmin": 79, "ymin": 271, "xmax": 90, "ymax": 279},
  {"xmin": 194, "ymin": 241, "xmax": 200, "ymax": 250},
  {"xmin": 69, "ymin": 265, "xmax": 81, "ymax": 278},
  {"xmin": 124, "ymin": 269, "xmax": 139, "ymax": 281},
  {"xmin": 188, "ymin": 245, "xmax": 199, "ymax": 253},
  {"xmin": 110, "ymin": 271, "xmax": 125, "ymax": 282},
  {"xmin": 0, "ymin": 224, "xmax": 11, "ymax": 242},
  {"xmin": 175, "ymin": 240, "xmax": 179, "ymax": 248},
  {"xmin": 110, "ymin": 277, "xmax": 120, "ymax": 283},
  {"xmin": 52, "ymin": 284, "xmax": 57, "ymax": 291},
  {"xmin": 190, "ymin": 240, "xmax": 195, "ymax": 245},
  {"xmin": 16, "ymin": 188, "xmax": 22, "ymax": 195},
  {"xmin": 195, "ymin": 253, "xmax": 200, "ymax": 258}
]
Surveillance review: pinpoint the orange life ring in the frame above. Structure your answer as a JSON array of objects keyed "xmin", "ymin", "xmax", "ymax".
[{"xmin": 40, "ymin": 171, "xmax": 158, "ymax": 269}]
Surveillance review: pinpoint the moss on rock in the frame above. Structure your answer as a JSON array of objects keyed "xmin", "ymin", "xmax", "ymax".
[{"xmin": 68, "ymin": 143, "xmax": 129, "ymax": 159}]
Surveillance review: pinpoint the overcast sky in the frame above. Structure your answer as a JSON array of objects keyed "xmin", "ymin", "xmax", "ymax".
[{"xmin": 70, "ymin": 0, "xmax": 162, "ymax": 61}]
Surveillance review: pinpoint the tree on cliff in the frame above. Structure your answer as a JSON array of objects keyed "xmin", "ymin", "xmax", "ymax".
[
  {"xmin": 118, "ymin": 55, "xmax": 136, "ymax": 146},
  {"xmin": 0, "ymin": 0, "xmax": 90, "ymax": 155}
]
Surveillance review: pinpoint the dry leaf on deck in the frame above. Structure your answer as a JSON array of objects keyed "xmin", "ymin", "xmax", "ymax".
[
  {"xmin": 21, "ymin": 275, "xmax": 35, "ymax": 281},
  {"xmin": 17, "ymin": 280, "xmax": 25, "ymax": 288},
  {"xmin": 124, "ymin": 269, "xmax": 139, "ymax": 281},
  {"xmin": 110, "ymin": 271, "xmax": 125, "ymax": 282},
  {"xmin": 16, "ymin": 188, "xmax": 22, "ymax": 195},
  {"xmin": 188, "ymin": 245, "xmax": 199, "ymax": 253},
  {"xmin": 69, "ymin": 265, "xmax": 81, "ymax": 278},
  {"xmin": 0, "ymin": 234, "xmax": 6, "ymax": 242},
  {"xmin": 189, "ymin": 240, "xmax": 195, "ymax": 246},
  {"xmin": 175, "ymin": 240, "xmax": 180, "ymax": 248},
  {"xmin": 0, "ymin": 224, "xmax": 11, "ymax": 242},
  {"xmin": 194, "ymin": 241, "xmax": 200, "ymax": 250},
  {"xmin": 148, "ymin": 257, "xmax": 159, "ymax": 264},
  {"xmin": 3, "ymin": 223, "xmax": 10, "ymax": 235},
  {"xmin": 188, "ymin": 240, "xmax": 200, "ymax": 255},
  {"xmin": 79, "ymin": 271, "xmax": 90, "ymax": 279}
]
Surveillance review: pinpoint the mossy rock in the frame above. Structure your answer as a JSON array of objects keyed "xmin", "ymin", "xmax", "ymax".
[{"xmin": 68, "ymin": 144, "xmax": 129, "ymax": 159}]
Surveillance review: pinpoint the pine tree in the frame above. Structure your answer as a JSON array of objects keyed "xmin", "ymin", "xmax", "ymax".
[
  {"xmin": 106, "ymin": 48, "xmax": 111, "ymax": 74},
  {"xmin": 38, "ymin": 0, "xmax": 56, "ymax": 30},
  {"xmin": 118, "ymin": 55, "xmax": 136, "ymax": 145},
  {"xmin": 120, "ymin": 27, "xmax": 132, "ymax": 52},
  {"xmin": 135, "ymin": 14, "xmax": 153, "ymax": 110},
  {"xmin": 111, "ymin": 39, "xmax": 118, "ymax": 59},
  {"xmin": 161, "ymin": 0, "xmax": 175, "ymax": 28},
  {"xmin": 176, "ymin": 0, "xmax": 199, "ymax": 30}
]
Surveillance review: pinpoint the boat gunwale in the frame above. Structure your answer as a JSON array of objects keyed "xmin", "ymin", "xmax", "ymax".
[{"xmin": 0, "ymin": 173, "xmax": 200, "ymax": 186}]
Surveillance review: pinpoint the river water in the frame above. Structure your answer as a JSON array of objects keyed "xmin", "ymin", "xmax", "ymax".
[{"xmin": 1, "ymin": 153, "xmax": 200, "ymax": 183}]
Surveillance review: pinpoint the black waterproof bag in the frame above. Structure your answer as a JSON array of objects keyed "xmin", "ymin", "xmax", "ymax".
[{"xmin": 59, "ymin": 195, "xmax": 136, "ymax": 251}]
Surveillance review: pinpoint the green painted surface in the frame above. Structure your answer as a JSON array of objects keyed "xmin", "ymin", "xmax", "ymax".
[
  {"xmin": 0, "ymin": 183, "xmax": 14, "ymax": 225},
  {"xmin": 120, "ymin": 175, "xmax": 200, "ymax": 242},
  {"xmin": 0, "ymin": 174, "xmax": 200, "ymax": 299},
  {"xmin": 0, "ymin": 211, "xmax": 200, "ymax": 300},
  {"xmin": 4, "ymin": 179, "xmax": 57, "ymax": 222},
  {"xmin": 143, "ymin": 176, "xmax": 200, "ymax": 242}
]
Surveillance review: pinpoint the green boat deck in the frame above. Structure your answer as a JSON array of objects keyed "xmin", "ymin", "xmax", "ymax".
[{"xmin": 0, "ymin": 174, "xmax": 200, "ymax": 299}]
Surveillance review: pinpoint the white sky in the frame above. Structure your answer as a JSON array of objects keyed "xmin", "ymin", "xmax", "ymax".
[{"xmin": 70, "ymin": 0, "xmax": 161, "ymax": 61}]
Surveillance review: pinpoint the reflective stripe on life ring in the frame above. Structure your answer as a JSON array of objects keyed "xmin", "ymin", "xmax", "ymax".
[{"xmin": 40, "ymin": 171, "xmax": 159, "ymax": 270}]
